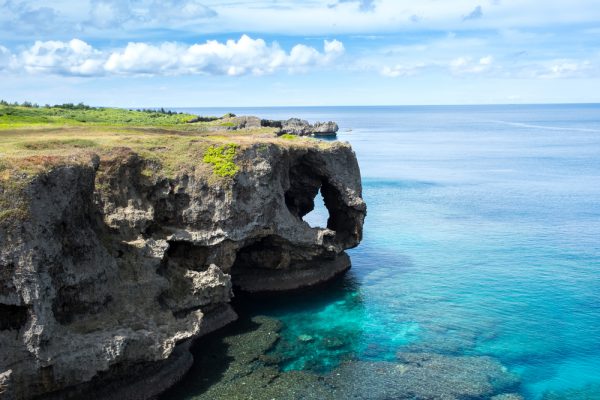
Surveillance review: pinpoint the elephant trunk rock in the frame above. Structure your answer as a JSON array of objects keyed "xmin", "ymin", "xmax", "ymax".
[{"xmin": 0, "ymin": 141, "xmax": 365, "ymax": 399}]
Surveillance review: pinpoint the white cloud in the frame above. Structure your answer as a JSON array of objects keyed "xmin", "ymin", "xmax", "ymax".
[
  {"xmin": 381, "ymin": 63, "xmax": 425, "ymax": 77},
  {"xmin": 89, "ymin": 0, "xmax": 131, "ymax": 28},
  {"xmin": 450, "ymin": 55, "xmax": 494, "ymax": 74},
  {"xmin": 479, "ymin": 55, "xmax": 493, "ymax": 65},
  {"xmin": 0, "ymin": 1, "xmax": 60, "ymax": 32},
  {"xmin": 87, "ymin": 0, "xmax": 217, "ymax": 29},
  {"xmin": 534, "ymin": 60, "xmax": 593, "ymax": 79},
  {"xmin": 324, "ymin": 39, "xmax": 345, "ymax": 56},
  {"xmin": 4, "ymin": 0, "xmax": 600, "ymax": 40},
  {"xmin": 380, "ymin": 55, "xmax": 496, "ymax": 77},
  {"xmin": 200, "ymin": 0, "xmax": 600, "ymax": 35},
  {"xmin": 6, "ymin": 35, "xmax": 344, "ymax": 77},
  {"xmin": 20, "ymin": 39, "xmax": 105, "ymax": 76}
]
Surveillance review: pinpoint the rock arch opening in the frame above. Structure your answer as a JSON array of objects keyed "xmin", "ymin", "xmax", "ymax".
[
  {"xmin": 284, "ymin": 158, "xmax": 359, "ymax": 245},
  {"xmin": 302, "ymin": 188, "xmax": 329, "ymax": 229},
  {"xmin": 284, "ymin": 159, "xmax": 337, "ymax": 230}
]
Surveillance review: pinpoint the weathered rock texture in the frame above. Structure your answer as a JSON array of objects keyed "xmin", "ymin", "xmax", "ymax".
[
  {"xmin": 0, "ymin": 141, "xmax": 365, "ymax": 399},
  {"xmin": 262, "ymin": 118, "xmax": 339, "ymax": 136}
]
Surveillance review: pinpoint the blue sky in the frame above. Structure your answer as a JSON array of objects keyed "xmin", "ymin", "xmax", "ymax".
[{"xmin": 1, "ymin": 0, "xmax": 599, "ymax": 106}]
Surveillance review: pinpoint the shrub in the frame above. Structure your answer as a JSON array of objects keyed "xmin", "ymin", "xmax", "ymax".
[{"xmin": 203, "ymin": 144, "xmax": 239, "ymax": 178}]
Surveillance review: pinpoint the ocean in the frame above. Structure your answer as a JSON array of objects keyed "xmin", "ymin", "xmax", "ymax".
[{"xmin": 170, "ymin": 104, "xmax": 600, "ymax": 399}]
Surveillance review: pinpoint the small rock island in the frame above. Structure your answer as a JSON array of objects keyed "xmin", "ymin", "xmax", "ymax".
[{"xmin": 0, "ymin": 104, "xmax": 365, "ymax": 399}]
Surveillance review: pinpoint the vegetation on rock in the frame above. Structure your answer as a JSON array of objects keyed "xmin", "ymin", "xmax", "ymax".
[
  {"xmin": 0, "ymin": 102, "xmax": 333, "ymax": 223},
  {"xmin": 0, "ymin": 102, "xmax": 199, "ymax": 129},
  {"xmin": 203, "ymin": 144, "xmax": 239, "ymax": 177}
]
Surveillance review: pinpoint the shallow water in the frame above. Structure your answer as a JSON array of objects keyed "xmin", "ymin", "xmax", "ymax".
[{"xmin": 173, "ymin": 105, "xmax": 600, "ymax": 399}]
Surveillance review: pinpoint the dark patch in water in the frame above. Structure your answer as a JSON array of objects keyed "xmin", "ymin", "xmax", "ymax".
[{"xmin": 162, "ymin": 313, "xmax": 522, "ymax": 400}]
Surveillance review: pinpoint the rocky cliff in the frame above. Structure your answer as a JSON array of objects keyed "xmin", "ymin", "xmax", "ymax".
[
  {"xmin": 261, "ymin": 118, "xmax": 339, "ymax": 136},
  {"xmin": 0, "ymin": 138, "xmax": 365, "ymax": 399}
]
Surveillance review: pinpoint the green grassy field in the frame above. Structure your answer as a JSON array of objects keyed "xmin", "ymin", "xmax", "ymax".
[{"xmin": 0, "ymin": 103, "xmax": 228, "ymax": 130}]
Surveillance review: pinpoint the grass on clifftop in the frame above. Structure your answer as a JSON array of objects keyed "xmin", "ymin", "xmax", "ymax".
[
  {"xmin": 0, "ymin": 103, "xmax": 337, "ymax": 222},
  {"xmin": 1, "ymin": 104, "xmax": 191, "ymax": 129},
  {"xmin": 0, "ymin": 103, "xmax": 231, "ymax": 130},
  {"xmin": 0, "ymin": 104, "xmax": 331, "ymax": 180}
]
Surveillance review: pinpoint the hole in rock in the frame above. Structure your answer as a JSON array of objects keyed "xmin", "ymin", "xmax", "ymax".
[
  {"xmin": 284, "ymin": 160, "xmax": 356, "ymax": 243},
  {"xmin": 284, "ymin": 159, "xmax": 333, "ymax": 230},
  {"xmin": 165, "ymin": 241, "xmax": 209, "ymax": 271},
  {"xmin": 0, "ymin": 304, "xmax": 29, "ymax": 331},
  {"xmin": 302, "ymin": 188, "xmax": 329, "ymax": 229},
  {"xmin": 281, "ymin": 156, "xmax": 362, "ymax": 265},
  {"xmin": 232, "ymin": 236, "xmax": 286, "ymax": 273}
]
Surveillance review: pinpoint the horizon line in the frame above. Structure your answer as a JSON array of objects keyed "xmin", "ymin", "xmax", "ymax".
[{"xmin": 153, "ymin": 102, "xmax": 600, "ymax": 109}]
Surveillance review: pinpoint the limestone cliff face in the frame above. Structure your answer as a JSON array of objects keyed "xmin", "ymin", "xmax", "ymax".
[{"xmin": 0, "ymin": 141, "xmax": 365, "ymax": 399}]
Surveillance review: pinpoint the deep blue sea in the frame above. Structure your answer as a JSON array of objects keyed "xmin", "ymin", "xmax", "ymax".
[{"xmin": 175, "ymin": 105, "xmax": 600, "ymax": 399}]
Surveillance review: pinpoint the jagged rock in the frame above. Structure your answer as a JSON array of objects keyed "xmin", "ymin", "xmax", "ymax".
[
  {"xmin": 230, "ymin": 116, "xmax": 261, "ymax": 129},
  {"xmin": 261, "ymin": 118, "xmax": 339, "ymax": 136},
  {"xmin": 0, "ymin": 140, "xmax": 365, "ymax": 399},
  {"xmin": 260, "ymin": 119, "xmax": 282, "ymax": 129},
  {"xmin": 281, "ymin": 118, "xmax": 314, "ymax": 135},
  {"xmin": 312, "ymin": 121, "xmax": 339, "ymax": 135}
]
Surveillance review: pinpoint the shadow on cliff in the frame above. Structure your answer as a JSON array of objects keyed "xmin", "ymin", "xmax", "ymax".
[{"xmin": 158, "ymin": 318, "xmax": 257, "ymax": 399}]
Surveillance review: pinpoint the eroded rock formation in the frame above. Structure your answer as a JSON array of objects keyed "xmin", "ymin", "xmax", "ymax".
[
  {"xmin": 261, "ymin": 118, "xmax": 339, "ymax": 136},
  {"xmin": 0, "ymin": 141, "xmax": 365, "ymax": 399}
]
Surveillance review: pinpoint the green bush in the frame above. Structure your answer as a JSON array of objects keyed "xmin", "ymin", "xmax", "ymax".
[{"xmin": 203, "ymin": 144, "xmax": 239, "ymax": 177}]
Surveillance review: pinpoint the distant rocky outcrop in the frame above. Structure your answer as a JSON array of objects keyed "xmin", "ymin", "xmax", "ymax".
[
  {"xmin": 186, "ymin": 114, "xmax": 339, "ymax": 136},
  {"xmin": 262, "ymin": 118, "xmax": 339, "ymax": 136},
  {"xmin": 0, "ymin": 140, "xmax": 365, "ymax": 399}
]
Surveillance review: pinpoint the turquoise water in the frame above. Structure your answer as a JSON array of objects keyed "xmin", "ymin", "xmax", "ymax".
[{"xmin": 179, "ymin": 105, "xmax": 600, "ymax": 399}]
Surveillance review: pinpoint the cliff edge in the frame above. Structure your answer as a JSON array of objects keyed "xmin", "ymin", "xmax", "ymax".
[{"xmin": 0, "ymin": 121, "xmax": 365, "ymax": 399}]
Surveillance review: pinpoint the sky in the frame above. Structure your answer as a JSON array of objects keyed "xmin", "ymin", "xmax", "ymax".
[{"xmin": 0, "ymin": 0, "xmax": 599, "ymax": 106}]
